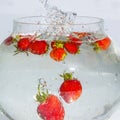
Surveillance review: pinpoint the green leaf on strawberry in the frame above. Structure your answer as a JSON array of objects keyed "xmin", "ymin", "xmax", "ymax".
[
  {"xmin": 51, "ymin": 40, "xmax": 64, "ymax": 49},
  {"xmin": 36, "ymin": 81, "xmax": 49, "ymax": 103}
]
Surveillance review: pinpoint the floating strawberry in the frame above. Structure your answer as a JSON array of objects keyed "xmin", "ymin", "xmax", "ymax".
[
  {"xmin": 36, "ymin": 80, "xmax": 65, "ymax": 120},
  {"xmin": 17, "ymin": 37, "xmax": 31, "ymax": 51},
  {"xmin": 4, "ymin": 36, "xmax": 13, "ymax": 45},
  {"xmin": 93, "ymin": 37, "xmax": 111, "ymax": 52},
  {"xmin": 64, "ymin": 42, "xmax": 80, "ymax": 54},
  {"xmin": 59, "ymin": 72, "xmax": 82, "ymax": 103},
  {"xmin": 68, "ymin": 35, "xmax": 82, "ymax": 46},
  {"xmin": 29, "ymin": 40, "xmax": 49, "ymax": 55},
  {"xmin": 50, "ymin": 48, "xmax": 67, "ymax": 62},
  {"xmin": 68, "ymin": 32, "xmax": 90, "ymax": 46},
  {"xmin": 13, "ymin": 37, "xmax": 31, "ymax": 55},
  {"xmin": 73, "ymin": 32, "xmax": 90, "ymax": 38},
  {"xmin": 51, "ymin": 40, "xmax": 64, "ymax": 49}
]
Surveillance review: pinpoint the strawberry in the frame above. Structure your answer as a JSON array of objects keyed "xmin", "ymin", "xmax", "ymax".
[
  {"xmin": 64, "ymin": 42, "xmax": 80, "ymax": 54},
  {"xmin": 59, "ymin": 72, "xmax": 82, "ymax": 103},
  {"xmin": 93, "ymin": 37, "xmax": 111, "ymax": 52},
  {"xmin": 36, "ymin": 81, "xmax": 65, "ymax": 120},
  {"xmin": 68, "ymin": 35, "xmax": 82, "ymax": 46},
  {"xmin": 17, "ymin": 37, "xmax": 31, "ymax": 51},
  {"xmin": 29, "ymin": 40, "xmax": 49, "ymax": 55},
  {"xmin": 51, "ymin": 40, "xmax": 64, "ymax": 49},
  {"xmin": 4, "ymin": 36, "xmax": 13, "ymax": 45},
  {"xmin": 68, "ymin": 32, "xmax": 90, "ymax": 46},
  {"xmin": 73, "ymin": 32, "xmax": 90, "ymax": 38},
  {"xmin": 13, "ymin": 35, "xmax": 37, "ymax": 55},
  {"xmin": 50, "ymin": 48, "xmax": 67, "ymax": 61}
]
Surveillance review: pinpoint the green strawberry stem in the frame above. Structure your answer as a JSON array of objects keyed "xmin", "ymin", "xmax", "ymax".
[
  {"xmin": 12, "ymin": 35, "xmax": 21, "ymax": 43},
  {"xmin": 93, "ymin": 43, "xmax": 101, "ymax": 52},
  {"xmin": 36, "ymin": 79, "xmax": 49, "ymax": 103},
  {"xmin": 56, "ymin": 40, "xmax": 64, "ymax": 48},
  {"xmin": 13, "ymin": 45, "xmax": 29, "ymax": 56},
  {"xmin": 60, "ymin": 72, "xmax": 73, "ymax": 80},
  {"xmin": 77, "ymin": 49, "xmax": 80, "ymax": 54}
]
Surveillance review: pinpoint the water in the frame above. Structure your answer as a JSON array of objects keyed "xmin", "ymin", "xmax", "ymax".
[
  {"xmin": 0, "ymin": 42, "xmax": 120, "ymax": 120},
  {"xmin": 38, "ymin": 0, "xmax": 77, "ymax": 37},
  {"xmin": 39, "ymin": 0, "xmax": 77, "ymax": 22},
  {"xmin": 0, "ymin": 0, "xmax": 120, "ymax": 120}
]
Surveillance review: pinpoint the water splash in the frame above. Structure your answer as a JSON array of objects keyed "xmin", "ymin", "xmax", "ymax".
[
  {"xmin": 38, "ymin": 0, "xmax": 77, "ymax": 37},
  {"xmin": 39, "ymin": 0, "xmax": 77, "ymax": 24}
]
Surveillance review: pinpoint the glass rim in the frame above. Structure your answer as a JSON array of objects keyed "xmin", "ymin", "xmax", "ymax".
[{"xmin": 14, "ymin": 15, "xmax": 104, "ymax": 25}]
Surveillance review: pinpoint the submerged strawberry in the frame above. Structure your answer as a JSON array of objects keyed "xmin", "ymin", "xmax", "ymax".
[
  {"xmin": 36, "ymin": 81, "xmax": 65, "ymax": 120},
  {"xmin": 17, "ymin": 37, "xmax": 31, "ymax": 51},
  {"xmin": 4, "ymin": 36, "xmax": 13, "ymax": 45},
  {"xmin": 29, "ymin": 40, "xmax": 49, "ymax": 55},
  {"xmin": 68, "ymin": 32, "xmax": 90, "ymax": 46},
  {"xmin": 59, "ymin": 72, "xmax": 82, "ymax": 103},
  {"xmin": 50, "ymin": 48, "xmax": 67, "ymax": 62},
  {"xmin": 93, "ymin": 37, "xmax": 111, "ymax": 52},
  {"xmin": 68, "ymin": 34, "xmax": 82, "ymax": 46},
  {"xmin": 64, "ymin": 42, "xmax": 80, "ymax": 54},
  {"xmin": 73, "ymin": 32, "xmax": 90, "ymax": 38},
  {"xmin": 14, "ymin": 37, "xmax": 31, "ymax": 55}
]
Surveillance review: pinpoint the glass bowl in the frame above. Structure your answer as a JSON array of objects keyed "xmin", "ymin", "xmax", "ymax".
[{"xmin": 0, "ymin": 16, "xmax": 120, "ymax": 120}]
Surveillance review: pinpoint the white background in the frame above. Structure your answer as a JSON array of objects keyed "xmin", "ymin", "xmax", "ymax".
[{"xmin": 0, "ymin": 0, "xmax": 120, "ymax": 120}]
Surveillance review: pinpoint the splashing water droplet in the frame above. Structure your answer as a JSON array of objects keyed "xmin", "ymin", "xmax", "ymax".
[{"xmin": 38, "ymin": 0, "xmax": 77, "ymax": 38}]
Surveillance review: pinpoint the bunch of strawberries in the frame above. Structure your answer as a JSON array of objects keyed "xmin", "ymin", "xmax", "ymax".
[
  {"xmin": 35, "ymin": 72, "xmax": 82, "ymax": 120},
  {"xmin": 4, "ymin": 31, "xmax": 112, "ymax": 62},
  {"xmin": 4, "ymin": 32, "xmax": 84, "ymax": 61}
]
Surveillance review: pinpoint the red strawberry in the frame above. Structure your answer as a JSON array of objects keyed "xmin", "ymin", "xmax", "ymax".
[
  {"xmin": 36, "ymin": 81, "xmax": 65, "ymax": 120},
  {"xmin": 4, "ymin": 36, "xmax": 13, "ymax": 45},
  {"xmin": 59, "ymin": 72, "xmax": 82, "ymax": 103},
  {"xmin": 73, "ymin": 32, "xmax": 90, "ymax": 38},
  {"xmin": 64, "ymin": 42, "xmax": 80, "ymax": 54},
  {"xmin": 51, "ymin": 40, "xmax": 64, "ymax": 49},
  {"xmin": 29, "ymin": 40, "xmax": 48, "ymax": 55},
  {"xmin": 50, "ymin": 48, "xmax": 67, "ymax": 61},
  {"xmin": 68, "ymin": 32, "xmax": 92, "ymax": 46},
  {"xmin": 68, "ymin": 35, "xmax": 82, "ymax": 46},
  {"xmin": 93, "ymin": 37, "xmax": 111, "ymax": 52},
  {"xmin": 17, "ymin": 38, "xmax": 31, "ymax": 51}
]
